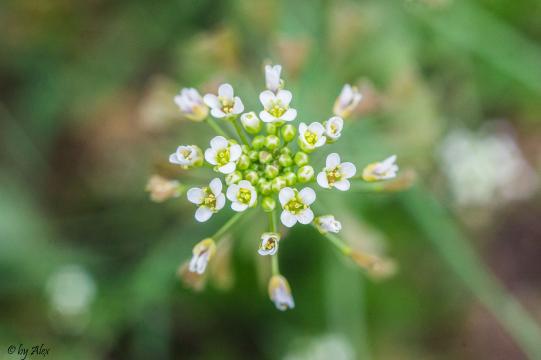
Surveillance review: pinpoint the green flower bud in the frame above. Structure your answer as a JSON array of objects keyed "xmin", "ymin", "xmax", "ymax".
[
  {"xmin": 259, "ymin": 151, "xmax": 273, "ymax": 164},
  {"xmin": 249, "ymin": 150, "xmax": 259, "ymax": 161},
  {"xmin": 264, "ymin": 164, "xmax": 280, "ymax": 179},
  {"xmin": 244, "ymin": 170, "xmax": 259, "ymax": 185},
  {"xmin": 240, "ymin": 112, "xmax": 262, "ymax": 134},
  {"xmin": 265, "ymin": 135, "xmax": 281, "ymax": 150},
  {"xmin": 225, "ymin": 171, "xmax": 243, "ymax": 185},
  {"xmin": 294, "ymin": 151, "xmax": 309, "ymax": 166},
  {"xmin": 280, "ymin": 147, "xmax": 292, "ymax": 156},
  {"xmin": 282, "ymin": 166, "xmax": 293, "ymax": 173},
  {"xmin": 261, "ymin": 196, "xmax": 276, "ymax": 212},
  {"xmin": 237, "ymin": 154, "xmax": 251, "ymax": 170},
  {"xmin": 281, "ymin": 124, "xmax": 296, "ymax": 142},
  {"xmin": 252, "ymin": 135, "xmax": 266, "ymax": 150},
  {"xmin": 297, "ymin": 165, "xmax": 315, "ymax": 183},
  {"xmin": 284, "ymin": 172, "xmax": 297, "ymax": 186},
  {"xmin": 259, "ymin": 180, "xmax": 272, "ymax": 195},
  {"xmin": 241, "ymin": 145, "xmax": 250, "ymax": 154},
  {"xmin": 266, "ymin": 122, "xmax": 278, "ymax": 135},
  {"xmin": 278, "ymin": 153, "xmax": 293, "ymax": 167},
  {"xmin": 271, "ymin": 176, "xmax": 287, "ymax": 192}
]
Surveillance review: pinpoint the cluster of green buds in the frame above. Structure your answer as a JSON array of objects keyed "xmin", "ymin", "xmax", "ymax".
[{"xmin": 148, "ymin": 64, "xmax": 403, "ymax": 311}]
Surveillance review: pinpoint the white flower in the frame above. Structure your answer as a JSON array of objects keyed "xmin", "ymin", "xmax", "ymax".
[
  {"xmin": 279, "ymin": 187, "xmax": 316, "ymax": 228},
  {"xmin": 145, "ymin": 175, "xmax": 182, "ymax": 202},
  {"xmin": 362, "ymin": 155, "xmax": 398, "ymax": 182},
  {"xmin": 169, "ymin": 145, "xmax": 203, "ymax": 168},
  {"xmin": 268, "ymin": 275, "xmax": 295, "ymax": 311},
  {"xmin": 265, "ymin": 64, "xmax": 283, "ymax": 93},
  {"xmin": 240, "ymin": 112, "xmax": 262, "ymax": 134},
  {"xmin": 316, "ymin": 153, "xmax": 356, "ymax": 191},
  {"xmin": 298, "ymin": 122, "xmax": 327, "ymax": 151},
  {"xmin": 174, "ymin": 88, "xmax": 209, "ymax": 121},
  {"xmin": 333, "ymin": 84, "xmax": 362, "ymax": 118},
  {"xmin": 324, "ymin": 116, "xmax": 343, "ymax": 142},
  {"xmin": 187, "ymin": 178, "xmax": 226, "ymax": 222},
  {"xmin": 203, "ymin": 83, "xmax": 244, "ymax": 118},
  {"xmin": 204, "ymin": 136, "xmax": 242, "ymax": 174},
  {"xmin": 259, "ymin": 89, "xmax": 297, "ymax": 123},
  {"xmin": 226, "ymin": 180, "xmax": 257, "ymax": 212},
  {"xmin": 314, "ymin": 215, "xmax": 342, "ymax": 234},
  {"xmin": 258, "ymin": 232, "xmax": 280, "ymax": 256},
  {"xmin": 189, "ymin": 238, "xmax": 216, "ymax": 274}
]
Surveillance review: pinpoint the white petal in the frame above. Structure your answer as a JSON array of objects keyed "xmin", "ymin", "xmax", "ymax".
[
  {"xmin": 187, "ymin": 188, "xmax": 204, "ymax": 204},
  {"xmin": 211, "ymin": 108, "xmax": 226, "ymax": 118},
  {"xmin": 219, "ymin": 162, "xmax": 236, "ymax": 174},
  {"xmin": 229, "ymin": 144, "xmax": 242, "ymax": 161},
  {"xmin": 315, "ymin": 136, "xmax": 327, "ymax": 147},
  {"xmin": 209, "ymin": 178, "xmax": 222, "ymax": 195},
  {"xmin": 210, "ymin": 136, "xmax": 228, "ymax": 150},
  {"xmin": 232, "ymin": 97, "xmax": 244, "ymax": 114},
  {"xmin": 299, "ymin": 122, "xmax": 307, "ymax": 133},
  {"xmin": 296, "ymin": 208, "xmax": 314, "ymax": 224},
  {"xmin": 280, "ymin": 211, "xmax": 297, "ymax": 228},
  {"xmin": 226, "ymin": 184, "xmax": 239, "ymax": 202},
  {"xmin": 203, "ymin": 94, "xmax": 220, "ymax": 108},
  {"xmin": 204, "ymin": 148, "xmax": 217, "ymax": 165},
  {"xmin": 382, "ymin": 155, "xmax": 397, "ymax": 168},
  {"xmin": 326, "ymin": 153, "xmax": 341, "ymax": 169},
  {"xmin": 218, "ymin": 83, "xmax": 234, "ymax": 99},
  {"xmin": 259, "ymin": 111, "xmax": 276, "ymax": 123},
  {"xmin": 333, "ymin": 180, "xmax": 350, "ymax": 191},
  {"xmin": 280, "ymin": 108, "xmax": 297, "ymax": 122},
  {"xmin": 238, "ymin": 180, "xmax": 252, "ymax": 188},
  {"xmin": 249, "ymin": 189, "xmax": 257, "ymax": 206},
  {"xmin": 215, "ymin": 193, "xmax": 226, "ymax": 210},
  {"xmin": 169, "ymin": 153, "xmax": 181, "ymax": 164},
  {"xmin": 259, "ymin": 90, "xmax": 275, "ymax": 107},
  {"xmin": 231, "ymin": 202, "xmax": 248, "ymax": 212},
  {"xmin": 309, "ymin": 122, "xmax": 325, "ymax": 134},
  {"xmin": 195, "ymin": 206, "xmax": 213, "ymax": 222},
  {"xmin": 317, "ymin": 171, "xmax": 330, "ymax": 188},
  {"xmin": 276, "ymin": 89, "xmax": 292, "ymax": 106},
  {"xmin": 299, "ymin": 187, "xmax": 316, "ymax": 205},
  {"xmin": 279, "ymin": 187, "xmax": 295, "ymax": 206},
  {"xmin": 340, "ymin": 162, "xmax": 356, "ymax": 178}
]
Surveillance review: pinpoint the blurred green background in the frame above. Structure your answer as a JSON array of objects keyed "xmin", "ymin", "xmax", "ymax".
[{"xmin": 1, "ymin": 0, "xmax": 541, "ymax": 359}]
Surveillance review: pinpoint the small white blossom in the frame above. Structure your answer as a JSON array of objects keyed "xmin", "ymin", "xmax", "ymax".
[
  {"xmin": 226, "ymin": 180, "xmax": 257, "ymax": 212},
  {"xmin": 268, "ymin": 275, "xmax": 295, "ymax": 311},
  {"xmin": 298, "ymin": 122, "xmax": 327, "ymax": 151},
  {"xmin": 240, "ymin": 112, "xmax": 262, "ymax": 134},
  {"xmin": 189, "ymin": 238, "xmax": 216, "ymax": 274},
  {"xmin": 204, "ymin": 136, "xmax": 242, "ymax": 174},
  {"xmin": 362, "ymin": 155, "xmax": 398, "ymax": 182},
  {"xmin": 333, "ymin": 84, "xmax": 362, "ymax": 118},
  {"xmin": 174, "ymin": 88, "xmax": 209, "ymax": 122},
  {"xmin": 316, "ymin": 153, "xmax": 356, "ymax": 191},
  {"xmin": 169, "ymin": 145, "xmax": 203, "ymax": 168},
  {"xmin": 258, "ymin": 232, "xmax": 280, "ymax": 256},
  {"xmin": 279, "ymin": 187, "xmax": 316, "ymax": 228},
  {"xmin": 324, "ymin": 116, "xmax": 343, "ymax": 142},
  {"xmin": 259, "ymin": 89, "xmax": 297, "ymax": 123},
  {"xmin": 203, "ymin": 83, "xmax": 244, "ymax": 118},
  {"xmin": 314, "ymin": 215, "xmax": 342, "ymax": 234},
  {"xmin": 265, "ymin": 64, "xmax": 283, "ymax": 93},
  {"xmin": 187, "ymin": 178, "xmax": 226, "ymax": 222}
]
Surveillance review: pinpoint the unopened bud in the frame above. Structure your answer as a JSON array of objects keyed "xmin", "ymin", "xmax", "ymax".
[
  {"xmin": 252, "ymin": 135, "xmax": 266, "ymax": 150},
  {"xmin": 281, "ymin": 124, "xmax": 296, "ymax": 142},
  {"xmin": 237, "ymin": 154, "xmax": 251, "ymax": 170},
  {"xmin": 284, "ymin": 172, "xmax": 297, "ymax": 186},
  {"xmin": 240, "ymin": 112, "xmax": 262, "ymax": 134},
  {"xmin": 225, "ymin": 171, "xmax": 242, "ymax": 185},
  {"xmin": 265, "ymin": 164, "xmax": 280, "ymax": 179},
  {"xmin": 294, "ymin": 151, "xmax": 309, "ymax": 166},
  {"xmin": 259, "ymin": 151, "xmax": 273, "ymax": 164},
  {"xmin": 278, "ymin": 153, "xmax": 293, "ymax": 167},
  {"xmin": 261, "ymin": 196, "xmax": 276, "ymax": 212},
  {"xmin": 297, "ymin": 165, "xmax": 314, "ymax": 183},
  {"xmin": 265, "ymin": 135, "xmax": 281, "ymax": 150},
  {"xmin": 271, "ymin": 176, "xmax": 287, "ymax": 192},
  {"xmin": 244, "ymin": 170, "xmax": 259, "ymax": 185}
]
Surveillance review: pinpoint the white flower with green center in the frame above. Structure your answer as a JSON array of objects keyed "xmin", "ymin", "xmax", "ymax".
[
  {"xmin": 268, "ymin": 275, "xmax": 295, "ymax": 311},
  {"xmin": 174, "ymin": 88, "xmax": 209, "ymax": 122},
  {"xmin": 324, "ymin": 116, "xmax": 343, "ymax": 142},
  {"xmin": 317, "ymin": 153, "xmax": 356, "ymax": 191},
  {"xmin": 259, "ymin": 89, "xmax": 297, "ymax": 123},
  {"xmin": 279, "ymin": 187, "xmax": 316, "ymax": 227},
  {"xmin": 265, "ymin": 64, "xmax": 283, "ymax": 93},
  {"xmin": 333, "ymin": 84, "xmax": 362, "ymax": 118},
  {"xmin": 314, "ymin": 215, "xmax": 342, "ymax": 234},
  {"xmin": 203, "ymin": 83, "xmax": 244, "ymax": 118},
  {"xmin": 298, "ymin": 122, "xmax": 326, "ymax": 151},
  {"xmin": 362, "ymin": 155, "xmax": 398, "ymax": 182},
  {"xmin": 169, "ymin": 145, "xmax": 203, "ymax": 168},
  {"xmin": 204, "ymin": 136, "xmax": 242, "ymax": 174},
  {"xmin": 226, "ymin": 180, "xmax": 257, "ymax": 212},
  {"xmin": 187, "ymin": 178, "xmax": 226, "ymax": 222},
  {"xmin": 258, "ymin": 232, "xmax": 280, "ymax": 256},
  {"xmin": 189, "ymin": 238, "xmax": 216, "ymax": 274}
]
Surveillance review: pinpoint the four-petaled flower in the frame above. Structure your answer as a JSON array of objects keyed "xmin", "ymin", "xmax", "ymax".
[
  {"xmin": 204, "ymin": 136, "xmax": 242, "ymax": 174},
  {"xmin": 314, "ymin": 215, "xmax": 342, "ymax": 234},
  {"xmin": 227, "ymin": 180, "xmax": 257, "ymax": 212},
  {"xmin": 317, "ymin": 153, "xmax": 356, "ymax": 191},
  {"xmin": 298, "ymin": 122, "xmax": 326, "ymax": 152},
  {"xmin": 169, "ymin": 145, "xmax": 203, "ymax": 169},
  {"xmin": 258, "ymin": 232, "xmax": 280, "ymax": 256},
  {"xmin": 259, "ymin": 89, "xmax": 297, "ymax": 123},
  {"xmin": 187, "ymin": 178, "xmax": 226, "ymax": 222},
  {"xmin": 265, "ymin": 64, "xmax": 283, "ymax": 93},
  {"xmin": 333, "ymin": 84, "xmax": 362, "ymax": 119},
  {"xmin": 174, "ymin": 88, "xmax": 209, "ymax": 122},
  {"xmin": 204, "ymin": 83, "xmax": 244, "ymax": 118},
  {"xmin": 189, "ymin": 238, "xmax": 216, "ymax": 274},
  {"xmin": 268, "ymin": 275, "xmax": 295, "ymax": 311},
  {"xmin": 324, "ymin": 116, "xmax": 344, "ymax": 142},
  {"xmin": 279, "ymin": 187, "xmax": 316, "ymax": 227},
  {"xmin": 362, "ymin": 155, "xmax": 398, "ymax": 182}
]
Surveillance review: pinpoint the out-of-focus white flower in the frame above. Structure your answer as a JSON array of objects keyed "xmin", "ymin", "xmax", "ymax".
[
  {"xmin": 240, "ymin": 112, "xmax": 262, "ymax": 134},
  {"xmin": 46, "ymin": 265, "xmax": 96, "ymax": 317},
  {"xmin": 314, "ymin": 215, "xmax": 342, "ymax": 234},
  {"xmin": 259, "ymin": 89, "xmax": 297, "ymax": 123},
  {"xmin": 203, "ymin": 83, "xmax": 244, "ymax": 118},
  {"xmin": 265, "ymin": 64, "xmax": 283, "ymax": 93},
  {"xmin": 362, "ymin": 155, "xmax": 398, "ymax": 182},
  {"xmin": 268, "ymin": 275, "xmax": 295, "ymax": 311},
  {"xmin": 279, "ymin": 187, "xmax": 316, "ymax": 227},
  {"xmin": 258, "ymin": 232, "xmax": 280, "ymax": 256},
  {"xmin": 317, "ymin": 153, "xmax": 356, "ymax": 191},
  {"xmin": 283, "ymin": 334, "xmax": 355, "ymax": 360},
  {"xmin": 187, "ymin": 178, "xmax": 226, "ymax": 222},
  {"xmin": 145, "ymin": 175, "xmax": 183, "ymax": 202},
  {"xmin": 204, "ymin": 136, "xmax": 242, "ymax": 174},
  {"xmin": 226, "ymin": 180, "xmax": 257, "ymax": 212},
  {"xmin": 298, "ymin": 122, "xmax": 326, "ymax": 152},
  {"xmin": 189, "ymin": 238, "xmax": 216, "ymax": 274},
  {"xmin": 169, "ymin": 145, "xmax": 203, "ymax": 169},
  {"xmin": 333, "ymin": 84, "xmax": 362, "ymax": 119},
  {"xmin": 324, "ymin": 116, "xmax": 343, "ymax": 142},
  {"xmin": 174, "ymin": 88, "xmax": 209, "ymax": 121}
]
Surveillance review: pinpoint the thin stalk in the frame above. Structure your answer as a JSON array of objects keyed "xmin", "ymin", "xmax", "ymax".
[
  {"xmin": 212, "ymin": 212, "xmax": 244, "ymax": 240},
  {"xmin": 230, "ymin": 117, "xmax": 250, "ymax": 145},
  {"xmin": 271, "ymin": 252, "xmax": 280, "ymax": 275},
  {"xmin": 268, "ymin": 209, "xmax": 277, "ymax": 233},
  {"xmin": 206, "ymin": 117, "xmax": 228, "ymax": 137},
  {"xmin": 313, "ymin": 224, "xmax": 351, "ymax": 255}
]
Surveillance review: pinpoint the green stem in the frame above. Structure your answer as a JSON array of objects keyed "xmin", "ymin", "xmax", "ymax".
[
  {"xmin": 315, "ymin": 225, "xmax": 352, "ymax": 255},
  {"xmin": 206, "ymin": 117, "xmax": 228, "ymax": 138},
  {"xmin": 230, "ymin": 117, "xmax": 250, "ymax": 145},
  {"xmin": 212, "ymin": 212, "xmax": 244, "ymax": 240},
  {"xmin": 271, "ymin": 252, "xmax": 280, "ymax": 275},
  {"xmin": 268, "ymin": 209, "xmax": 277, "ymax": 233}
]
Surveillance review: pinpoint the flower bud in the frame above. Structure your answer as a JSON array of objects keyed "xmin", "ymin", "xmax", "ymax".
[
  {"xmin": 284, "ymin": 172, "xmax": 297, "ymax": 186},
  {"xmin": 259, "ymin": 151, "xmax": 273, "ymax": 164},
  {"xmin": 240, "ymin": 112, "xmax": 262, "ymax": 134},
  {"xmin": 189, "ymin": 238, "xmax": 216, "ymax": 274},
  {"xmin": 252, "ymin": 135, "xmax": 266, "ymax": 150},
  {"xmin": 146, "ymin": 175, "xmax": 183, "ymax": 203},
  {"xmin": 259, "ymin": 180, "xmax": 273, "ymax": 195},
  {"xmin": 297, "ymin": 165, "xmax": 315, "ymax": 183},
  {"xmin": 241, "ymin": 144, "xmax": 250, "ymax": 154},
  {"xmin": 271, "ymin": 176, "xmax": 287, "ymax": 192},
  {"xmin": 280, "ymin": 147, "xmax": 292, "ymax": 156},
  {"xmin": 265, "ymin": 164, "xmax": 280, "ymax": 179},
  {"xmin": 265, "ymin": 135, "xmax": 281, "ymax": 150},
  {"xmin": 244, "ymin": 170, "xmax": 259, "ymax": 185},
  {"xmin": 261, "ymin": 196, "xmax": 276, "ymax": 212},
  {"xmin": 248, "ymin": 150, "xmax": 259, "ymax": 161},
  {"xmin": 268, "ymin": 275, "xmax": 295, "ymax": 311},
  {"xmin": 278, "ymin": 153, "xmax": 293, "ymax": 167},
  {"xmin": 237, "ymin": 154, "xmax": 251, "ymax": 170},
  {"xmin": 294, "ymin": 151, "xmax": 309, "ymax": 166},
  {"xmin": 281, "ymin": 124, "xmax": 296, "ymax": 142},
  {"xmin": 225, "ymin": 171, "xmax": 242, "ymax": 185},
  {"xmin": 266, "ymin": 122, "xmax": 278, "ymax": 135},
  {"xmin": 314, "ymin": 215, "xmax": 341, "ymax": 234}
]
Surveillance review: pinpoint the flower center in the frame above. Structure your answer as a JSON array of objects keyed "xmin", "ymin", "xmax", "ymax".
[
  {"xmin": 330, "ymin": 123, "xmax": 338, "ymax": 134},
  {"xmin": 237, "ymin": 188, "xmax": 252, "ymax": 204},
  {"xmin": 219, "ymin": 97, "xmax": 234, "ymax": 114},
  {"xmin": 268, "ymin": 101, "xmax": 286, "ymax": 118},
  {"xmin": 216, "ymin": 148, "xmax": 230, "ymax": 165},
  {"xmin": 264, "ymin": 238, "xmax": 276, "ymax": 250},
  {"xmin": 203, "ymin": 188, "xmax": 217, "ymax": 209},
  {"xmin": 304, "ymin": 131, "xmax": 318, "ymax": 145},
  {"xmin": 285, "ymin": 197, "xmax": 307, "ymax": 214},
  {"xmin": 181, "ymin": 148, "xmax": 192, "ymax": 159},
  {"xmin": 326, "ymin": 166, "xmax": 342, "ymax": 185}
]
